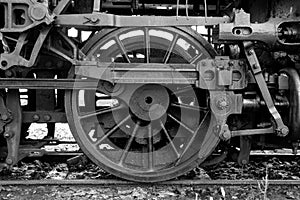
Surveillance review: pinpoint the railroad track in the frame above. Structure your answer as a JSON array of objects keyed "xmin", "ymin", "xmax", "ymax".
[
  {"xmin": 23, "ymin": 150, "xmax": 300, "ymax": 161},
  {"xmin": 0, "ymin": 179, "xmax": 300, "ymax": 186},
  {"xmin": 19, "ymin": 149, "xmax": 300, "ymax": 167}
]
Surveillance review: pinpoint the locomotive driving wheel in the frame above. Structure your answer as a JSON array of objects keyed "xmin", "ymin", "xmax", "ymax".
[{"xmin": 65, "ymin": 27, "xmax": 220, "ymax": 182}]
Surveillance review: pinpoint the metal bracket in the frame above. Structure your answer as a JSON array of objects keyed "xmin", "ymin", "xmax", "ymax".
[
  {"xmin": 4, "ymin": 90, "xmax": 22, "ymax": 167},
  {"xmin": 0, "ymin": 28, "xmax": 51, "ymax": 70},
  {"xmin": 0, "ymin": 0, "xmax": 55, "ymax": 33},
  {"xmin": 210, "ymin": 91, "xmax": 243, "ymax": 124},
  {"xmin": 0, "ymin": 0, "xmax": 71, "ymax": 70},
  {"xmin": 243, "ymin": 41, "xmax": 289, "ymax": 137},
  {"xmin": 198, "ymin": 56, "xmax": 247, "ymax": 90},
  {"xmin": 0, "ymin": 33, "xmax": 9, "ymax": 53},
  {"xmin": 0, "ymin": 91, "xmax": 12, "ymax": 134},
  {"xmin": 216, "ymin": 9, "xmax": 278, "ymax": 47},
  {"xmin": 209, "ymin": 90, "xmax": 243, "ymax": 140},
  {"xmin": 238, "ymin": 136, "xmax": 252, "ymax": 165}
]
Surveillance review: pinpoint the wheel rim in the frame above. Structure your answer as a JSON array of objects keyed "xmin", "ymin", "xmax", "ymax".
[{"xmin": 65, "ymin": 27, "xmax": 220, "ymax": 182}]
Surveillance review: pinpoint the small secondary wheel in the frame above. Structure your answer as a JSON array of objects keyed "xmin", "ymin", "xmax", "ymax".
[{"xmin": 65, "ymin": 27, "xmax": 220, "ymax": 182}]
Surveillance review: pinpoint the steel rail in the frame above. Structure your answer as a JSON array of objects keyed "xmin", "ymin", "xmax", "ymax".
[{"xmin": 0, "ymin": 179, "xmax": 300, "ymax": 186}]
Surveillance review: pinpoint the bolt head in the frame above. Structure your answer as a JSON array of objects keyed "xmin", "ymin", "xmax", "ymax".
[
  {"xmin": 248, "ymin": 49, "xmax": 254, "ymax": 55},
  {"xmin": 6, "ymin": 158, "xmax": 13, "ymax": 165},
  {"xmin": 222, "ymin": 130, "xmax": 231, "ymax": 140},
  {"xmin": 281, "ymin": 127, "xmax": 289, "ymax": 136},
  {"xmin": 43, "ymin": 114, "xmax": 51, "ymax": 121},
  {"xmin": 220, "ymin": 101, "xmax": 228, "ymax": 107},
  {"xmin": 5, "ymin": 70, "xmax": 13, "ymax": 77},
  {"xmin": 241, "ymin": 159, "xmax": 248, "ymax": 165},
  {"xmin": 1, "ymin": 114, "xmax": 8, "ymax": 121},
  {"xmin": 33, "ymin": 114, "xmax": 40, "ymax": 121},
  {"xmin": 216, "ymin": 98, "xmax": 229, "ymax": 110}
]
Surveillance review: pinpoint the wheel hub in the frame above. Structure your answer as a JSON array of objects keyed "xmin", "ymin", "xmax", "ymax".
[{"xmin": 129, "ymin": 84, "xmax": 170, "ymax": 121}]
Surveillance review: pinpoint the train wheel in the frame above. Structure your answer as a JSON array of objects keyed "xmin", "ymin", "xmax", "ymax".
[{"xmin": 65, "ymin": 27, "xmax": 220, "ymax": 182}]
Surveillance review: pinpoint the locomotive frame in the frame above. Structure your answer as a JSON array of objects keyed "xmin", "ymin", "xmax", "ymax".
[{"xmin": 0, "ymin": 0, "xmax": 300, "ymax": 182}]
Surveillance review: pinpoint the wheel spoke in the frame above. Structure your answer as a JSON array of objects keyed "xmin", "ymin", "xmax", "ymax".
[
  {"xmin": 163, "ymin": 34, "xmax": 179, "ymax": 64},
  {"xmin": 171, "ymin": 87, "xmax": 193, "ymax": 96},
  {"xmin": 175, "ymin": 111, "xmax": 209, "ymax": 165},
  {"xmin": 170, "ymin": 103, "xmax": 208, "ymax": 112},
  {"xmin": 159, "ymin": 120, "xmax": 180, "ymax": 159},
  {"xmin": 115, "ymin": 36, "xmax": 131, "ymax": 63},
  {"xmin": 167, "ymin": 114, "xmax": 195, "ymax": 134},
  {"xmin": 144, "ymin": 27, "xmax": 150, "ymax": 63},
  {"xmin": 119, "ymin": 122, "xmax": 139, "ymax": 165},
  {"xmin": 189, "ymin": 52, "xmax": 204, "ymax": 64},
  {"xmin": 95, "ymin": 115, "xmax": 130, "ymax": 146},
  {"xmin": 148, "ymin": 123, "xmax": 154, "ymax": 170},
  {"xmin": 79, "ymin": 103, "xmax": 125, "ymax": 120}
]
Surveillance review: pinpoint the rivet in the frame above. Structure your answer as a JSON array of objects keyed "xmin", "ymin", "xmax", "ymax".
[
  {"xmin": 43, "ymin": 114, "xmax": 51, "ymax": 121},
  {"xmin": 33, "ymin": 114, "xmax": 40, "ymax": 121},
  {"xmin": 241, "ymin": 159, "xmax": 248, "ymax": 165},
  {"xmin": 5, "ymin": 70, "xmax": 13, "ymax": 77},
  {"xmin": 6, "ymin": 158, "xmax": 13, "ymax": 165}
]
